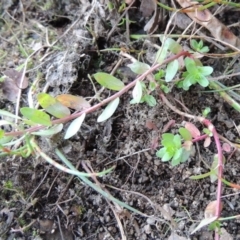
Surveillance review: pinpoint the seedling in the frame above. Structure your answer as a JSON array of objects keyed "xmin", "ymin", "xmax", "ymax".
[
  {"xmin": 190, "ymin": 39, "xmax": 210, "ymax": 53},
  {"xmin": 178, "ymin": 57, "xmax": 213, "ymax": 90},
  {"xmin": 156, "ymin": 128, "xmax": 193, "ymax": 166}
]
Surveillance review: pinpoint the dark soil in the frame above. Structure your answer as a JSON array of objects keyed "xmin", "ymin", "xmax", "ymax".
[{"xmin": 0, "ymin": 1, "xmax": 240, "ymax": 240}]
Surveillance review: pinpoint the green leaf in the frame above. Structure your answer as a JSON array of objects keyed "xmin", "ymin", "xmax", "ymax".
[
  {"xmin": 191, "ymin": 217, "xmax": 218, "ymax": 235},
  {"xmin": 37, "ymin": 93, "xmax": 56, "ymax": 108},
  {"xmin": 20, "ymin": 107, "xmax": 52, "ymax": 126},
  {"xmin": 202, "ymin": 107, "xmax": 211, "ymax": 117},
  {"xmin": 64, "ymin": 113, "xmax": 86, "ymax": 139},
  {"xmin": 189, "ymin": 172, "xmax": 212, "ymax": 180},
  {"xmin": 162, "ymin": 133, "xmax": 174, "ymax": 147},
  {"xmin": 0, "ymin": 129, "xmax": 4, "ymax": 138},
  {"xmin": 143, "ymin": 94, "xmax": 156, "ymax": 107},
  {"xmin": 210, "ymin": 154, "xmax": 218, "ymax": 183},
  {"xmin": 154, "ymin": 69, "xmax": 165, "ymax": 81},
  {"xmin": 190, "ymin": 39, "xmax": 198, "ymax": 50},
  {"xmin": 185, "ymin": 57, "xmax": 196, "ymax": 74},
  {"xmin": 93, "ymin": 72, "xmax": 125, "ymax": 91},
  {"xmin": 156, "ymin": 147, "xmax": 166, "ymax": 158},
  {"xmin": 200, "ymin": 46, "xmax": 209, "ymax": 53},
  {"xmin": 127, "ymin": 61, "xmax": 150, "ymax": 74},
  {"xmin": 161, "ymin": 85, "xmax": 170, "ymax": 93},
  {"xmin": 0, "ymin": 136, "xmax": 13, "ymax": 145},
  {"xmin": 155, "ymin": 38, "xmax": 170, "ymax": 64},
  {"xmin": 173, "ymin": 134, "xmax": 181, "ymax": 148},
  {"xmin": 171, "ymin": 148, "xmax": 183, "ymax": 166},
  {"xmin": 162, "ymin": 151, "xmax": 174, "ymax": 162},
  {"xmin": 97, "ymin": 97, "xmax": 119, "ymax": 122},
  {"xmin": 197, "ymin": 76, "xmax": 209, "ymax": 87},
  {"xmin": 32, "ymin": 124, "xmax": 63, "ymax": 136},
  {"xmin": 45, "ymin": 102, "xmax": 70, "ymax": 118},
  {"xmin": 149, "ymin": 81, "xmax": 157, "ymax": 91},
  {"xmin": 0, "ymin": 109, "xmax": 21, "ymax": 120},
  {"xmin": 199, "ymin": 66, "xmax": 213, "ymax": 76},
  {"xmin": 37, "ymin": 93, "xmax": 70, "ymax": 118},
  {"xmin": 179, "ymin": 128, "xmax": 192, "ymax": 141},
  {"xmin": 167, "ymin": 38, "xmax": 182, "ymax": 54},
  {"xmin": 165, "ymin": 60, "xmax": 179, "ymax": 82},
  {"xmin": 183, "ymin": 74, "xmax": 193, "ymax": 90},
  {"xmin": 130, "ymin": 80, "xmax": 142, "ymax": 104},
  {"xmin": 180, "ymin": 148, "xmax": 191, "ymax": 162}
]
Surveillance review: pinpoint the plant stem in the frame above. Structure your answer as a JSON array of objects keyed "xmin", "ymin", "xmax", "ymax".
[
  {"xmin": 209, "ymin": 81, "xmax": 240, "ymax": 112},
  {"xmin": 159, "ymin": 91, "xmax": 224, "ymax": 235},
  {"xmin": 5, "ymin": 51, "xmax": 190, "ymax": 137}
]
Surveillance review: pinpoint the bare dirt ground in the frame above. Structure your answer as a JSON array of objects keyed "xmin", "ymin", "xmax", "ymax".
[{"xmin": 0, "ymin": 1, "xmax": 240, "ymax": 240}]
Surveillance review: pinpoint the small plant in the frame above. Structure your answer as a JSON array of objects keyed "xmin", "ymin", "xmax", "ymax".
[
  {"xmin": 190, "ymin": 39, "xmax": 210, "ymax": 53},
  {"xmin": 156, "ymin": 128, "xmax": 192, "ymax": 166},
  {"xmin": 178, "ymin": 57, "xmax": 213, "ymax": 90}
]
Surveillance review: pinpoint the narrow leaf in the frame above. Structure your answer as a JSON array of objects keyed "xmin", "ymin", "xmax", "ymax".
[
  {"xmin": 32, "ymin": 124, "xmax": 63, "ymax": 136},
  {"xmin": 191, "ymin": 216, "xmax": 218, "ymax": 235},
  {"xmin": 165, "ymin": 60, "xmax": 179, "ymax": 82},
  {"xmin": 20, "ymin": 107, "xmax": 52, "ymax": 126},
  {"xmin": 93, "ymin": 72, "xmax": 125, "ymax": 91},
  {"xmin": 64, "ymin": 113, "xmax": 86, "ymax": 139},
  {"xmin": 97, "ymin": 97, "xmax": 120, "ymax": 122},
  {"xmin": 190, "ymin": 172, "xmax": 212, "ymax": 180},
  {"xmin": 0, "ymin": 109, "xmax": 21, "ymax": 119},
  {"xmin": 131, "ymin": 80, "xmax": 142, "ymax": 104},
  {"xmin": 127, "ymin": 61, "xmax": 150, "ymax": 74}
]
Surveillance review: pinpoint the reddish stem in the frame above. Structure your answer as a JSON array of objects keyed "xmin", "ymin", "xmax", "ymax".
[
  {"xmin": 5, "ymin": 51, "xmax": 190, "ymax": 137},
  {"xmin": 159, "ymin": 92, "xmax": 224, "ymax": 238}
]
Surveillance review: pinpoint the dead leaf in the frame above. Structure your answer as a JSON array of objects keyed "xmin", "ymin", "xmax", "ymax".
[
  {"xmin": 204, "ymin": 200, "xmax": 223, "ymax": 219},
  {"xmin": 143, "ymin": 0, "xmax": 162, "ymax": 34},
  {"xmin": 176, "ymin": 0, "xmax": 240, "ymax": 49},
  {"xmin": 2, "ymin": 69, "xmax": 28, "ymax": 102},
  {"xmin": 3, "ymin": 69, "xmax": 28, "ymax": 89},
  {"xmin": 140, "ymin": 0, "xmax": 155, "ymax": 17},
  {"xmin": 56, "ymin": 94, "xmax": 90, "ymax": 111}
]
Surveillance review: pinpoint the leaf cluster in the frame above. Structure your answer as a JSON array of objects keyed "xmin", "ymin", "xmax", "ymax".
[{"xmin": 156, "ymin": 128, "xmax": 193, "ymax": 166}]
